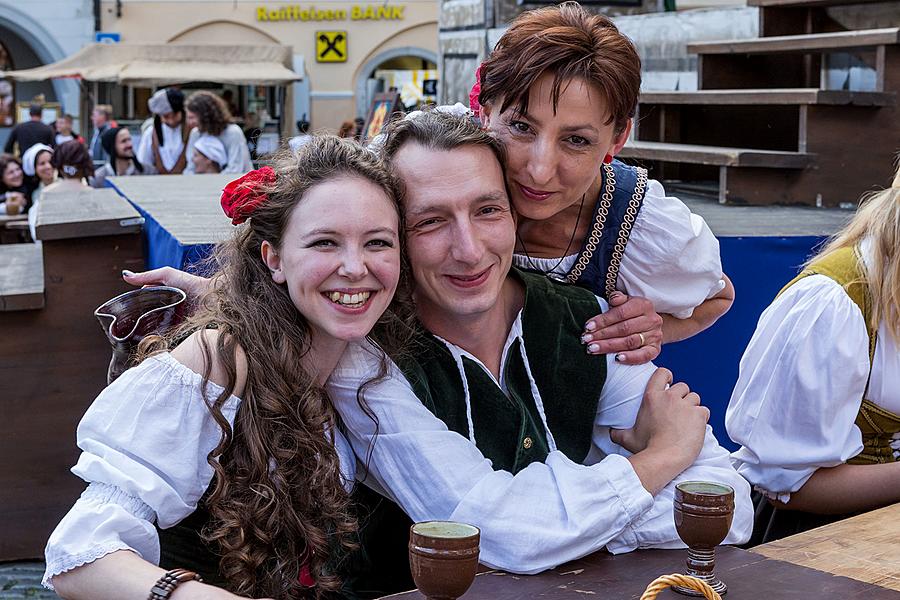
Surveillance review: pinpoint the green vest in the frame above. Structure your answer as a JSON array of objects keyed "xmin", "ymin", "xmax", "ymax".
[
  {"xmin": 780, "ymin": 246, "xmax": 900, "ymax": 464},
  {"xmin": 398, "ymin": 269, "xmax": 607, "ymax": 473}
]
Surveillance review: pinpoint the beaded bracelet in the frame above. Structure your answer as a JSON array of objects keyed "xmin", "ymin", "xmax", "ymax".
[{"xmin": 147, "ymin": 568, "xmax": 203, "ymax": 600}]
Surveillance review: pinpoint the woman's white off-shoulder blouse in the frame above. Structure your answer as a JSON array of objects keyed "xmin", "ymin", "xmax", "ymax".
[{"xmin": 42, "ymin": 353, "xmax": 356, "ymax": 590}]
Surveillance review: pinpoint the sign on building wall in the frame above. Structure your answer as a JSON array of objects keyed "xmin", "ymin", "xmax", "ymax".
[
  {"xmin": 316, "ymin": 31, "xmax": 348, "ymax": 62},
  {"xmin": 258, "ymin": 5, "xmax": 405, "ymax": 21}
]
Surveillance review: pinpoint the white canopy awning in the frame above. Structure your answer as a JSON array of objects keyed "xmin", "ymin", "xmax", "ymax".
[{"xmin": 2, "ymin": 43, "xmax": 302, "ymax": 86}]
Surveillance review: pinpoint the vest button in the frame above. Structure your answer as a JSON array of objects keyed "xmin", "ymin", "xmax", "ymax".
[{"xmin": 523, "ymin": 436, "xmax": 533, "ymax": 450}]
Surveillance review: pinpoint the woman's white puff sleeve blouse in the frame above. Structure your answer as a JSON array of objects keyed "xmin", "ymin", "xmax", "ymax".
[
  {"xmin": 43, "ymin": 353, "xmax": 357, "ymax": 589},
  {"xmin": 726, "ymin": 243, "xmax": 900, "ymax": 502},
  {"xmin": 618, "ymin": 179, "xmax": 726, "ymax": 319}
]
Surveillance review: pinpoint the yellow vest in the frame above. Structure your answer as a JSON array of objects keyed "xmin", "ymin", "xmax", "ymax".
[{"xmin": 780, "ymin": 246, "xmax": 899, "ymax": 464}]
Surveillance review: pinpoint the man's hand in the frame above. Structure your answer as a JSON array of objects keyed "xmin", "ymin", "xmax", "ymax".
[
  {"xmin": 123, "ymin": 267, "xmax": 212, "ymax": 299},
  {"xmin": 582, "ymin": 292, "xmax": 662, "ymax": 364},
  {"xmin": 611, "ymin": 368, "xmax": 709, "ymax": 493},
  {"xmin": 4, "ymin": 191, "xmax": 25, "ymax": 215}
]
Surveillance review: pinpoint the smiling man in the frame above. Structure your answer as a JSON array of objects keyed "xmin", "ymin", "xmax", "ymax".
[{"xmin": 327, "ymin": 111, "xmax": 752, "ymax": 588}]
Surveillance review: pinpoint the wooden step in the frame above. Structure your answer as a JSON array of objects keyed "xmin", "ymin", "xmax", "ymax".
[
  {"xmin": 749, "ymin": 0, "xmax": 888, "ymax": 7},
  {"xmin": 639, "ymin": 88, "xmax": 895, "ymax": 106},
  {"xmin": 619, "ymin": 141, "xmax": 814, "ymax": 168},
  {"xmin": 688, "ymin": 27, "xmax": 900, "ymax": 55}
]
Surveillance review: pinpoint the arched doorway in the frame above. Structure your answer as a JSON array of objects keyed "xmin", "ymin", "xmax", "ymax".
[
  {"xmin": 355, "ymin": 47, "xmax": 438, "ymax": 118},
  {"xmin": 0, "ymin": 4, "xmax": 79, "ymax": 144}
]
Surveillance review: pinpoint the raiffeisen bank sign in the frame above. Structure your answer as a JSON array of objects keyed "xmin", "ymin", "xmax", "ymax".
[{"xmin": 257, "ymin": 4, "xmax": 406, "ymax": 21}]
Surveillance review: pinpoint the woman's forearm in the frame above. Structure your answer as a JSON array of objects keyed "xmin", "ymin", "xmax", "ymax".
[
  {"xmin": 661, "ymin": 275, "xmax": 735, "ymax": 344},
  {"xmin": 53, "ymin": 550, "xmax": 167, "ymax": 600},
  {"xmin": 52, "ymin": 550, "xmax": 230, "ymax": 600},
  {"xmin": 777, "ymin": 461, "xmax": 900, "ymax": 514}
]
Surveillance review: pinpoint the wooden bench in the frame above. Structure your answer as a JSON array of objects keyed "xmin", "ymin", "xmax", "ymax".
[
  {"xmin": 748, "ymin": 0, "xmax": 891, "ymax": 9},
  {"xmin": 0, "ymin": 186, "xmax": 145, "ymax": 561},
  {"xmin": 626, "ymin": 0, "xmax": 900, "ymax": 206},
  {"xmin": 639, "ymin": 88, "xmax": 895, "ymax": 106},
  {"xmin": 688, "ymin": 27, "xmax": 900, "ymax": 55},
  {"xmin": 619, "ymin": 141, "xmax": 813, "ymax": 168},
  {"xmin": 0, "ymin": 243, "xmax": 44, "ymax": 311}
]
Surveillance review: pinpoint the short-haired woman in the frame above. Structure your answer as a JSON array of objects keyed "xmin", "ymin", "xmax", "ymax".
[
  {"xmin": 474, "ymin": 2, "xmax": 735, "ymax": 364},
  {"xmin": 184, "ymin": 91, "xmax": 253, "ymax": 175}
]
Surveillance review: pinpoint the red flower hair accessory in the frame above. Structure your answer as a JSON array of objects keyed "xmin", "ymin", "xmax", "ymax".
[
  {"xmin": 221, "ymin": 166, "xmax": 276, "ymax": 225},
  {"xmin": 469, "ymin": 64, "xmax": 483, "ymax": 120}
]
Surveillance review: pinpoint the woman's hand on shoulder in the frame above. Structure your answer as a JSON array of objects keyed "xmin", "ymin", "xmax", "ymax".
[
  {"xmin": 170, "ymin": 329, "xmax": 249, "ymax": 397},
  {"xmin": 123, "ymin": 267, "xmax": 212, "ymax": 299},
  {"xmin": 582, "ymin": 292, "xmax": 663, "ymax": 365}
]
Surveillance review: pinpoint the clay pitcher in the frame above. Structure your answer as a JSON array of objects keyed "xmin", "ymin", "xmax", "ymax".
[{"xmin": 95, "ymin": 286, "xmax": 187, "ymax": 383}]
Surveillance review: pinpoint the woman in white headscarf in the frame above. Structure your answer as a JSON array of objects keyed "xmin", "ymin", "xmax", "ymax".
[
  {"xmin": 191, "ymin": 134, "xmax": 227, "ymax": 174},
  {"xmin": 22, "ymin": 143, "xmax": 55, "ymax": 241}
]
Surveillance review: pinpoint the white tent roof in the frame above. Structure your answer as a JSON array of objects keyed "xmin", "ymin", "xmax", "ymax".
[{"xmin": 2, "ymin": 43, "xmax": 302, "ymax": 86}]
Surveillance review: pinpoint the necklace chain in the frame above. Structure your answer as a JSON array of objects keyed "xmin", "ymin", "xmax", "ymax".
[{"xmin": 517, "ymin": 192, "xmax": 587, "ymax": 279}]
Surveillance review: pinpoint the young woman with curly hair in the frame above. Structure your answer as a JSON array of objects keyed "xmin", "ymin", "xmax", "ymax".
[
  {"xmin": 43, "ymin": 136, "xmax": 414, "ymax": 600},
  {"xmin": 185, "ymin": 91, "xmax": 253, "ymax": 175}
]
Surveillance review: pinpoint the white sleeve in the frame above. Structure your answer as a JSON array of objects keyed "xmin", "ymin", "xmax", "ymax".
[
  {"xmin": 590, "ymin": 356, "xmax": 753, "ymax": 552},
  {"xmin": 183, "ymin": 128, "xmax": 199, "ymax": 174},
  {"xmin": 222, "ymin": 125, "xmax": 253, "ymax": 174},
  {"xmin": 617, "ymin": 179, "xmax": 725, "ymax": 319},
  {"xmin": 134, "ymin": 128, "xmax": 158, "ymax": 174},
  {"xmin": 726, "ymin": 275, "xmax": 869, "ymax": 502},
  {"xmin": 43, "ymin": 354, "xmax": 240, "ymax": 588},
  {"xmin": 329, "ymin": 342, "xmax": 654, "ymax": 575}
]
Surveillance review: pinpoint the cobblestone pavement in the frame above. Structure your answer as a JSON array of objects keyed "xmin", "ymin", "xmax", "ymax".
[{"xmin": 0, "ymin": 562, "xmax": 60, "ymax": 599}]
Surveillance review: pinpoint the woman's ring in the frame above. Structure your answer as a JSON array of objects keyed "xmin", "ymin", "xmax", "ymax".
[{"xmin": 638, "ymin": 332, "xmax": 645, "ymax": 347}]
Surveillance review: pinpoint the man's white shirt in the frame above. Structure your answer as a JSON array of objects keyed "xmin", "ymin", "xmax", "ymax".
[{"xmin": 328, "ymin": 297, "xmax": 753, "ymax": 575}]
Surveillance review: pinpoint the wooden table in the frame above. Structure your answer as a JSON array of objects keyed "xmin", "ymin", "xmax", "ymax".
[
  {"xmin": 107, "ymin": 174, "xmax": 234, "ymax": 270},
  {"xmin": 0, "ymin": 243, "xmax": 44, "ymax": 311},
  {"xmin": 386, "ymin": 542, "xmax": 900, "ymax": 599},
  {"xmin": 0, "ymin": 213, "xmax": 29, "ymax": 244},
  {"xmin": 0, "ymin": 187, "xmax": 144, "ymax": 560},
  {"xmin": 752, "ymin": 502, "xmax": 900, "ymax": 592}
]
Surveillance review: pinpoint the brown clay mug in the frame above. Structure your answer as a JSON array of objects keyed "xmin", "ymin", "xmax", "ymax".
[
  {"xmin": 95, "ymin": 286, "xmax": 188, "ymax": 383},
  {"xmin": 672, "ymin": 481, "xmax": 734, "ymax": 596},
  {"xmin": 409, "ymin": 521, "xmax": 480, "ymax": 600}
]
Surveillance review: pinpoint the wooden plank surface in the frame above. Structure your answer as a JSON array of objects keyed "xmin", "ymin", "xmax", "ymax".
[
  {"xmin": 688, "ymin": 27, "xmax": 900, "ymax": 55},
  {"xmin": 107, "ymin": 174, "xmax": 234, "ymax": 246},
  {"xmin": 34, "ymin": 187, "xmax": 143, "ymax": 241},
  {"xmin": 749, "ymin": 0, "xmax": 886, "ymax": 7},
  {"xmin": 752, "ymin": 503, "xmax": 900, "ymax": 592},
  {"xmin": 639, "ymin": 88, "xmax": 895, "ymax": 106},
  {"xmin": 383, "ymin": 546, "xmax": 900, "ymax": 599},
  {"xmin": 0, "ymin": 243, "xmax": 44, "ymax": 311},
  {"xmin": 619, "ymin": 141, "xmax": 813, "ymax": 168},
  {"xmin": 0, "ymin": 232, "xmax": 144, "ymax": 559}
]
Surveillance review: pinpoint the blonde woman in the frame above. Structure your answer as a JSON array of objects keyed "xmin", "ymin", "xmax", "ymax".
[{"xmin": 726, "ymin": 163, "xmax": 900, "ymax": 544}]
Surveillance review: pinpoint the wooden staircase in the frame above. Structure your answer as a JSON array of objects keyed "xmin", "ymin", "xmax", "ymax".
[{"xmin": 620, "ymin": 0, "xmax": 900, "ymax": 206}]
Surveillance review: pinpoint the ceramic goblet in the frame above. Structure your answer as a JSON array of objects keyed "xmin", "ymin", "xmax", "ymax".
[
  {"xmin": 672, "ymin": 481, "xmax": 734, "ymax": 596},
  {"xmin": 408, "ymin": 521, "xmax": 480, "ymax": 600}
]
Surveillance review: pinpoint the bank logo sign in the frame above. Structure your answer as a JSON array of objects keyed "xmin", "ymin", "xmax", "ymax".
[
  {"xmin": 316, "ymin": 31, "xmax": 347, "ymax": 62},
  {"xmin": 258, "ymin": 4, "xmax": 405, "ymax": 21}
]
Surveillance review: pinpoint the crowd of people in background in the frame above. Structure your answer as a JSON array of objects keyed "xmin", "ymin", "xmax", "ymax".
[{"xmin": 0, "ymin": 88, "xmax": 264, "ymax": 235}]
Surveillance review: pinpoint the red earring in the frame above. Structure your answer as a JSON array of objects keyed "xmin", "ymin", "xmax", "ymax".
[{"xmin": 603, "ymin": 154, "xmax": 613, "ymax": 164}]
